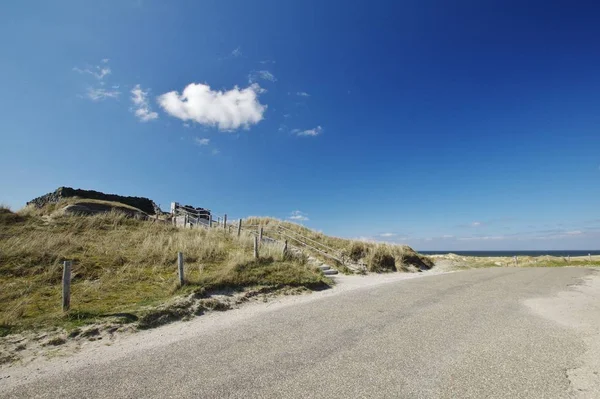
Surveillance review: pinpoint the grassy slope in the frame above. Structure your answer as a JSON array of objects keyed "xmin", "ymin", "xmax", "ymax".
[
  {"xmin": 0, "ymin": 204, "xmax": 433, "ymax": 335},
  {"xmin": 0, "ymin": 205, "xmax": 327, "ymax": 335},
  {"xmin": 244, "ymin": 217, "xmax": 434, "ymax": 272}
]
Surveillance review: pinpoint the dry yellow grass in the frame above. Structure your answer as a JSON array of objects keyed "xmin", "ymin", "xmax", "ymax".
[
  {"xmin": 0, "ymin": 205, "xmax": 327, "ymax": 335},
  {"xmin": 243, "ymin": 217, "xmax": 434, "ymax": 272}
]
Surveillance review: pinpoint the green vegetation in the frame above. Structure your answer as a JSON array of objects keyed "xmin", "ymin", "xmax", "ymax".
[
  {"xmin": 0, "ymin": 204, "xmax": 327, "ymax": 335},
  {"xmin": 433, "ymin": 253, "xmax": 600, "ymax": 271},
  {"xmin": 0, "ymin": 203, "xmax": 433, "ymax": 336},
  {"xmin": 244, "ymin": 217, "xmax": 434, "ymax": 272}
]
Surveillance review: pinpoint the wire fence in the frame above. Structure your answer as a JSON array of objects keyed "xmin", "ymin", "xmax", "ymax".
[{"xmin": 169, "ymin": 202, "xmax": 350, "ymax": 267}]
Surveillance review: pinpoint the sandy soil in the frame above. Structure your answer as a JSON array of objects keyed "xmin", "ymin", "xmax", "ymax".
[{"xmin": 525, "ymin": 270, "xmax": 600, "ymax": 398}]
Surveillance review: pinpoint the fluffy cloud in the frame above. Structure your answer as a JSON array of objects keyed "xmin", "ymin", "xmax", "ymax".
[
  {"xmin": 231, "ymin": 47, "xmax": 242, "ymax": 57},
  {"xmin": 130, "ymin": 84, "xmax": 158, "ymax": 122},
  {"xmin": 195, "ymin": 137, "xmax": 210, "ymax": 146},
  {"xmin": 293, "ymin": 126, "xmax": 323, "ymax": 137},
  {"xmin": 379, "ymin": 233, "xmax": 396, "ymax": 237},
  {"xmin": 288, "ymin": 210, "xmax": 309, "ymax": 222},
  {"xmin": 296, "ymin": 92, "xmax": 310, "ymax": 97},
  {"xmin": 248, "ymin": 70, "xmax": 277, "ymax": 83},
  {"xmin": 158, "ymin": 83, "xmax": 266, "ymax": 131}
]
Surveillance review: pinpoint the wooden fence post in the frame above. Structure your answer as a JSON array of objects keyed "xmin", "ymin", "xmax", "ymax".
[
  {"xmin": 237, "ymin": 219, "xmax": 242, "ymax": 237},
  {"xmin": 62, "ymin": 261, "xmax": 72, "ymax": 312},
  {"xmin": 282, "ymin": 240, "xmax": 288, "ymax": 258},
  {"xmin": 259, "ymin": 227, "xmax": 263, "ymax": 243},
  {"xmin": 589, "ymin": 253, "xmax": 592, "ymax": 262},
  {"xmin": 208, "ymin": 214, "xmax": 212, "ymax": 228},
  {"xmin": 224, "ymin": 214, "xmax": 227, "ymax": 230},
  {"xmin": 514, "ymin": 256, "xmax": 518, "ymax": 267},
  {"xmin": 254, "ymin": 236, "xmax": 259, "ymax": 259},
  {"xmin": 178, "ymin": 252, "xmax": 185, "ymax": 286}
]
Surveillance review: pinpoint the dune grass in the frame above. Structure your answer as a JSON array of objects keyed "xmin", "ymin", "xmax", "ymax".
[
  {"xmin": 0, "ymin": 205, "xmax": 327, "ymax": 335},
  {"xmin": 432, "ymin": 253, "xmax": 600, "ymax": 270},
  {"xmin": 243, "ymin": 217, "xmax": 434, "ymax": 272}
]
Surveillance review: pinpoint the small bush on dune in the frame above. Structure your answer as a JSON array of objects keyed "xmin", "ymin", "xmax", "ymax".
[
  {"xmin": 0, "ymin": 206, "xmax": 24, "ymax": 225},
  {"xmin": 348, "ymin": 241, "xmax": 367, "ymax": 261},
  {"xmin": 367, "ymin": 245, "xmax": 397, "ymax": 272}
]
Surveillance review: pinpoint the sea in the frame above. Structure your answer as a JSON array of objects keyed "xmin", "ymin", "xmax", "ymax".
[{"xmin": 420, "ymin": 250, "xmax": 600, "ymax": 257}]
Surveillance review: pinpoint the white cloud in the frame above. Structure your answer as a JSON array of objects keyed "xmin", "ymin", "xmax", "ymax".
[
  {"xmin": 85, "ymin": 87, "xmax": 120, "ymax": 101},
  {"xmin": 195, "ymin": 137, "xmax": 210, "ymax": 146},
  {"xmin": 471, "ymin": 221, "xmax": 482, "ymax": 227},
  {"xmin": 288, "ymin": 210, "xmax": 309, "ymax": 222},
  {"xmin": 457, "ymin": 235, "xmax": 507, "ymax": 241},
  {"xmin": 73, "ymin": 64, "xmax": 111, "ymax": 80},
  {"xmin": 293, "ymin": 126, "xmax": 322, "ymax": 137},
  {"xmin": 379, "ymin": 233, "xmax": 396, "ymax": 237},
  {"xmin": 211, "ymin": 148, "xmax": 220, "ymax": 155},
  {"xmin": 75, "ymin": 59, "xmax": 120, "ymax": 101},
  {"xmin": 248, "ymin": 70, "xmax": 277, "ymax": 83},
  {"xmin": 158, "ymin": 83, "xmax": 266, "ymax": 131},
  {"xmin": 231, "ymin": 47, "xmax": 242, "ymax": 57},
  {"xmin": 130, "ymin": 84, "xmax": 158, "ymax": 122},
  {"xmin": 296, "ymin": 92, "xmax": 310, "ymax": 97},
  {"xmin": 566, "ymin": 230, "xmax": 583, "ymax": 235}
]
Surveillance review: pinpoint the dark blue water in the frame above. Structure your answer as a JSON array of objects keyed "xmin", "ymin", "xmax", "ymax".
[{"xmin": 420, "ymin": 250, "xmax": 600, "ymax": 257}]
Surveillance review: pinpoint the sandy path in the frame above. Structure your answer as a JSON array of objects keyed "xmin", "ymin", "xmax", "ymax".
[{"xmin": 525, "ymin": 271, "xmax": 600, "ymax": 398}]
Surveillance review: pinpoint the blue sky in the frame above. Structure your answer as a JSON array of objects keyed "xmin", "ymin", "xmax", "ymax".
[{"xmin": 1, "ymin": 0, "xmax": 600, "ymax": 250}]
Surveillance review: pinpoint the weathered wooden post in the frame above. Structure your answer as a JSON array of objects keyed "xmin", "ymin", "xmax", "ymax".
[
  {"xmin": 514, "ymin": 256, "xmax": 518, "ymax": 267},
  {"xmin": 237, "ymin": 219, "xmax": 242, "ymax": 237},
  {"xmin": 259, "ymin": 227, "xmax": 263, "ymax": 243},
  {"xmin": 177, "ymin": 252, "xmax": 185, "ymax": 286},
  {"xmin": 253, "ymin": 236, "xmax": 259, "ymax": 259},
  {"xmin": 62, "ymin": 261, "xmax": 72, "ymax": 312},
  {"xmin": 223, "ymin": 214, "xmax": 227, "ymax": 230},
  {"xmin": 589, "ymin": 253, "xmax": 592, "ymax": 262},
  {"xmin": 282, "ymin": 240, "xmax": 288, "ymax": 258},
  {"xmin": 208, "ymin": 214, "xmax": 212, "ymax": 228},
  {"xmin": 567, "ymin": 255, "xmax": 570, "ymax": 263}
]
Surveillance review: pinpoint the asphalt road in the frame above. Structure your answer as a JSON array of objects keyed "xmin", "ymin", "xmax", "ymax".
[{"xmin": 2, "ymin": 267, "xmax": 599, "ymax": 398}]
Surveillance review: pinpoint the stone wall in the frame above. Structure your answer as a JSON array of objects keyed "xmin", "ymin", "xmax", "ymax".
[{"xmin": 27, "ymin": 187, "xmax": 163, "ymax": 215}]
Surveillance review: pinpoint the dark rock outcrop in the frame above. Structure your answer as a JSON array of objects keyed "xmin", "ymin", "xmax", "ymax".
[{"xmin": 27, "ymin": 187, "xmax": 163, "ymax": 215}]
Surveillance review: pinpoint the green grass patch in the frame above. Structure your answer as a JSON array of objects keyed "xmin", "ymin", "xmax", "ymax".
[{"xmin": 0, "ymin": 207, "xmax": 329, "ymax": 334}]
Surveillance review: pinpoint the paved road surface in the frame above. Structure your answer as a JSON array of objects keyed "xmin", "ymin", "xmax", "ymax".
[{"xmin": 2, "ymin": 267, "xmax": 600, "ymax": 398}]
